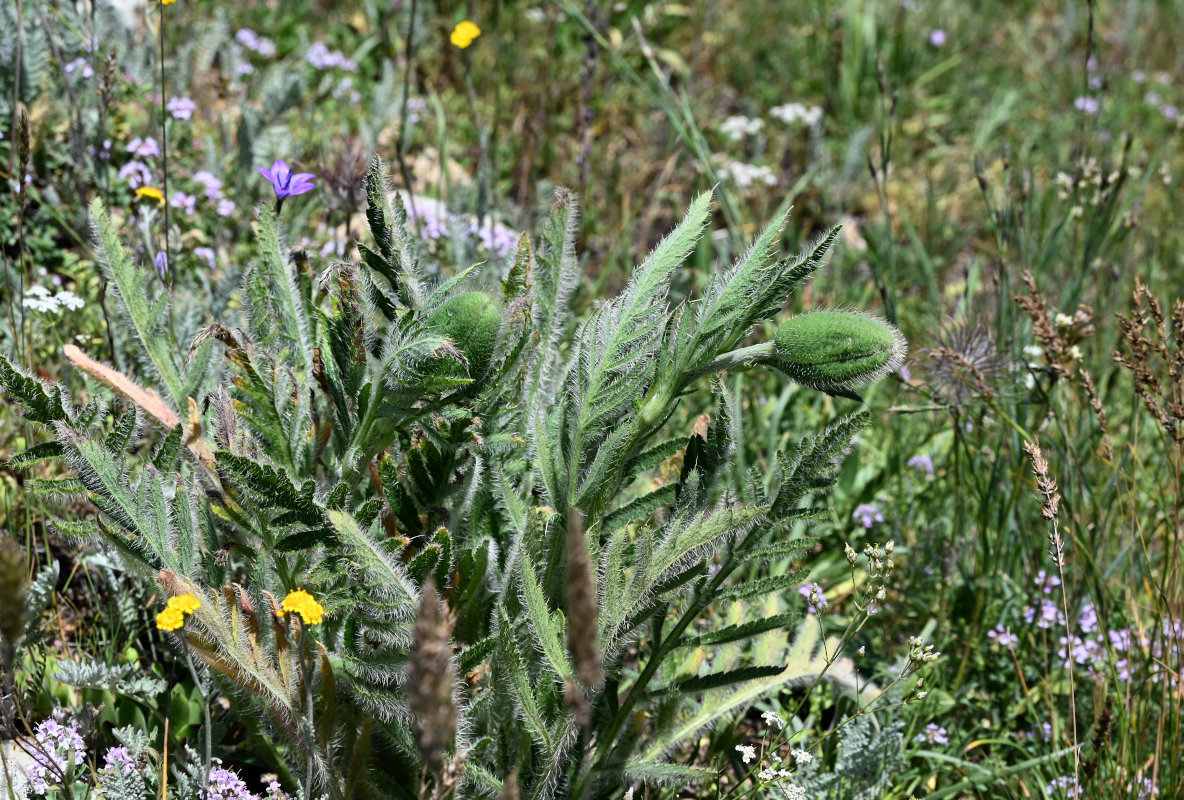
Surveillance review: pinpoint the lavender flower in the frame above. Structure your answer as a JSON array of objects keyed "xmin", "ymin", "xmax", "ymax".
[
  {"xmin": 915, "ymin": 723, "xmax": 949, "ymax": 745},
  {"xmin": 852, "ymin": 503, "xmax": 884, "ymax": 529},
  {"xmin": 27, "ymin": 718, "xmax": 86, "ymax": 794},
  {"xmin": 217, "ymin": 199, "xmax": 237, "ymax": 217},
  {"xmin": 206, "ymin": 766, "xmax": 260, "ymax": 800},
  {"xmin": 257, "ymin": 160, "xmax": 316, "ymax": 211},
  {"xmin": 1074, "ymin": 96, "xmax": 1099, "ymax": 115},
  {"xmin": 118, "ymin": 160, "xmax": 153, "ymax": 188},
  {"xmin": 170, "ymin": 191, "xmax": 197, "ymax": 215},
  {"xmin": 103, "ymin": 746, "xmax": 136, "ymax": 777},
  {"xmin": 193, "ymin": 170, "xmax": 223, "ymax": 200},
  {"xmin": 127, "ymin": 136, "xmax": 161, "ymax": 159},
  {"xmin": 307, "ymin": 42, "xmax": 357, "ymax": 72},
  {"xmin": 235, "ymin": 29, "xmax": 277, "ymax": 57},
  {"xmin": 987, "ymin": 624, "xmax": 1018, "ymax": 649},
  {"xmin": 195, "ymin": 246, "xmax": 217, "ymax": 269},
  {"xmin": 155, "ymin": 251, "xmax": 168, "ymax": 279},
  {"xmin": 167, "ymin": 96, "xmax": 198, "ymax": 120},
  {"xmin": 929, "ymin": 29, "xmax": 947, "ymax": 47},
  {"xmin": 65, "ymin": 57, "xmax": 94, "ymax": 78},
  {"xmin": 907, "ymin": 453, "xmax": 934, "ymax": 475}
]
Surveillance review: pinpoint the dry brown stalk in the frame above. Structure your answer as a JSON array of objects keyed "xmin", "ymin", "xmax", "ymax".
[
  {"xmin": 407, "ymin": 577, "xmax": 457, "ymax": 777},
  {"xmin": 63, "ymin": 344, "xmax": 215, "ymax": 467}
]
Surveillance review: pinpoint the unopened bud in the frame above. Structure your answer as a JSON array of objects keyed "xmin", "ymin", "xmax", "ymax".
[{"xmin": 766, "ymin": 311, "xmax": 906, "ymax": 398}]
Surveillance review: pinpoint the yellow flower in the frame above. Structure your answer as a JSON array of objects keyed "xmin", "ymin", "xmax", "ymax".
[
  {"xmin": 281, "ymin": 588, "xmax": 326, "ymax": 626},
  {"xmin": 156, "ymin": 606, "xmax": 185, "ymax": 631},
  {"xmin": 161, "ymin": 0, "xmax": 176, "ymax": 4},
  {"xmin": 135, "ymin": 186, "xmax": 164, "ymax": 203},
  {"xmin": 450, "ymin": 20, "xmax": 481, "ymax": 49},
  {"xmin": 168, "ymin": 593, "xmax": 202, "ymax": 615}
]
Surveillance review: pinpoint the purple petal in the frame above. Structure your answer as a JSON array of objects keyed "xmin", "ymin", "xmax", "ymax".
[{"xmin": 256, "ymin": 166, "xmax": 275, "ymax": 182}]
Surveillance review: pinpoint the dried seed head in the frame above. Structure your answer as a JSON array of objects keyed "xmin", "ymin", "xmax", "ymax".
[
  {"xmin": 16, "ymin": 104, "xmax": 31, "ymax": 196},
  {"xmin": 922, "ymin": 315, "xmax": 1005, "ymax": 405},
  {"xmin": 0, "ymin": 537, "xmax": 29, "ymax": 647},
  {"xmin": 566, "ymin": 510, "xmax": 603, "ymax": 689},
  {"xmin": 407, "ymin": 577, "xmax": 456, "ymax": 773},
  {"xmin": 564, "ymin": 510, "xmax": 603, "ymax": 728},
  {"xmin": 499, "ymin": 771, "xmax": 520, "ymax": 800}
]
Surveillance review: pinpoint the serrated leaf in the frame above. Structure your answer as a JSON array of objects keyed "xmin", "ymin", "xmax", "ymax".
[{"xmin": 7, "ymin": 441, "xmax": 64, "ymax": 469}]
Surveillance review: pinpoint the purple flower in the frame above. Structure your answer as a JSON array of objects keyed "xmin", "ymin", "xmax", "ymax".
[
  {"xmin": 907, "ymin": 453, "xmax": 934, "ymax": 476},
  {"xmin": 65, "ymin": 57, "xmax": 94, "ymax": 78},
  {"xmin": 852, "ymin": 503, "xmax": 884, "ymax": 529},
  {"xmin": 127, "ymin": 136, "xmax": 161, "ymax": 158},
  {"xmin": 217, "ymin": 198, "xmax": 237, "ymax": 217},
  {"xmin": 118, "ymin": 160, "xmax": 153, "ymax": 188},
  {"xmin": 193, "ymin": 170, "xmax": 223, "ymax": 199},
  {"xmin": 928, "ymin": 29, "xmax": 947, "ymax": 47},
  {"xmin": 987, "ymin": 624, "xmax": 1018, "ymax": 649},
  {"xmin": 167, "ymin": 96, "xmax": 198, "ymax": 120},
  {"xmin": 235, "ymin": 29, "xmax": 277, "ymax": 57},
  {"xmin": 170, "ymin": 191, "xmax": 197, "ymax": 215},
  {"xmin": 915, "ymin": 723, "xmax": 949, "ymax": 745},
  {"xmin": 205, "ymin": 766, "xmax": 260, "ymax": 800},
  {"xmin": 28, "ymin": 718, "xmax": 86, "ymax": 794},
  {"xmin": 155, "ymin": 251, "xmax": 168, "ymax": 278},
  {"xmin": 195, "ymin": 247, "xmax": 217, "ymax": 269},
  {"xmin": 103, "ymin": 745, "xmax": 137, "ymax": 776},
  {"xmin": 256, "ymin": 160, "xmax": 316, "ymax": 203},
  {"xmin": 307, "ymin": 42, "xmax": 357, "ymax": 72},
  {"xmin": 1074, "ymin": 96, "xmax": 1099, "ymax": 115}
]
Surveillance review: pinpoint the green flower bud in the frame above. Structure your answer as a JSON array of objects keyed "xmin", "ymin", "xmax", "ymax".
[
  {"xmin": 770, "ymin": 310, "xmax": 906, "ymax": 397},
  {"xmin": 427, "ymin": 291, "xmax": 504, "ymax": 380}
]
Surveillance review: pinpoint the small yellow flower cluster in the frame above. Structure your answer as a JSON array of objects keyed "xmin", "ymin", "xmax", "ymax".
[
  {"xmin": 136, "ymin": 186, "xmax": 164, "ymax": 203},
  {"xmin": 281, "ymin": 589, "xmax": 325, "ymax": 626},
  {"xmin": 450, "ymin": 20, "xmax": 481, "ymax": 49},
  {"xmin": 156, "ymin": 593, "xmax": 201, "ymax": 631}
]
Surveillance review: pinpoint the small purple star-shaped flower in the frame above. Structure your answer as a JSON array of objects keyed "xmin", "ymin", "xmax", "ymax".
[{"xmin": 256, "ymin": 160, "xmax": 316, "ymax": 212}]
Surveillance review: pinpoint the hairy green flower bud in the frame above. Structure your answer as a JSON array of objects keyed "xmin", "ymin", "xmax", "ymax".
[
  {"xmin": 428, "ymin": 291, "xmax": 503, "ymax": 380},
  {"xmin": 770, "ymin": 310, "xmax": 906, "ymax": 397}
]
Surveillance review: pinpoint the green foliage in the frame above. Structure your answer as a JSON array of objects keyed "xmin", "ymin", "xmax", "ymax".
[{"xmin": 0, "ymin": 156, "xmax": 898, "ymax": 799}]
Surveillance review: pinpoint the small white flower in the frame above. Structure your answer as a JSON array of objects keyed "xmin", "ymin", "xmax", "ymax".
[
  {"xmin": 720, "ymin": 115, "xmax": 764, "ymax": 141},
  {"xmin": 761, "ymin": 710, "xmax": 785, "ymax": 730},
  {"xmin": 771, "ymin": 103, "xmax": 823, "ymax": 127},
  {"xmin": 791, "ymin": 748, "xmax": 813, "ymax": 764},
  {"xmin": 735, "ymin": 744, "xmax": 756, "ymax": 764},
  {"xmin": 916, "ymin": 691, "xmax": 928, "ymax": 699},
  {"xmin": 55, "ymin": 291, "xmax": 85, "ymax": 311},
  {"xmin": 623, "ymin": 789, "xmax": 633, "ymax": 800},
  {"xmin": 1055, "ymin": 312, "xmax": 1075, "ymax": 327},
  {"xmin": 783, "ymin": 784, "xmax": 807, "ymax": 800},
  {"xmin": 1068, "ymin": 345, "xmax": 1083, "ymax": 360},
  {"xmin": 758, "ymin": 768, "xmax": 776, "ymax": 781}
]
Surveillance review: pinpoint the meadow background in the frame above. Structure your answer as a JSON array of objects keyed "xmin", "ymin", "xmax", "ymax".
[{"xmin": 1, "ymin": 0, "xmax": 1181, "ymax": 797}]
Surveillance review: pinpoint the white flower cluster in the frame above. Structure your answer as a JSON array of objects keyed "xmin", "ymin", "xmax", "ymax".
[
  {"xmin": 718, "ymin": 161, "xmax": 777, "ymax": 190},
  {"xmin": 771, "ymin": 103, "xmax": 823, "ymax": 127},
  {"xmin": 23, "ymin": 285, "xmax": 86, "ymax": 314},
  {"xmin": 720, "ymin": 115, "xmax": 764, "ymax": 141}
]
